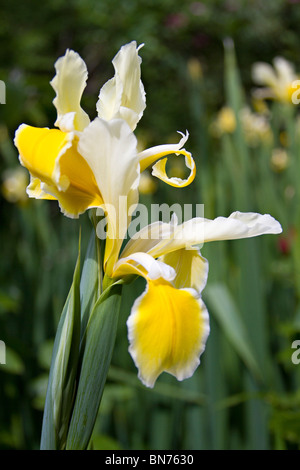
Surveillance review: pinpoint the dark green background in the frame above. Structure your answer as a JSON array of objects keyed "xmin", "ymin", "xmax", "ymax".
[{"xmin": 0, "ymin": 0, "xmax": 300, "ymax": 450}]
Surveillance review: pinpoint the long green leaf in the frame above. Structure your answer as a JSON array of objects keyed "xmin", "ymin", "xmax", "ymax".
[
  {"xmin": 80, "ymin": 230, "xmax": 100, "ymax": 340},
  {"xmin": 40, "ymin": 243, "xmax": 81, "ymax": 450},
  {"xmin": 204, "ymin": 282, "xmax": 264, "ymax": 383},
  {"xmin": 66, "ymin": 283, "xmax": 122, "ymax": 450}
]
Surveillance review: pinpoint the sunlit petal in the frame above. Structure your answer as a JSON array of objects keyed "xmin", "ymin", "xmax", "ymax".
[
  {"xmin": 97, "ymin": 41, "xmax": 146, "ymax": 131},
  {"xmin": 50, "ymin": 49, "xmax": 90, "ymax": 132},
  {"xmin": 252, "ymin": 62, "xmax": 278, "ymax": 88},
  {"xmin": 127, "ymin": 280, "xmax": 210, "ymax": 387},
  {"xmin": 26, "ymin": 176, "xmax": 56, "ymax": 200},
  {"xmin": 15, "ymin": 124, "xmax": 71, "ymax": 187},
  {"xmin": 199, "ymin": 211, "xmax": 283, "ymax": 242},
  {"xmin": 138, "ymin": 132, "xmax": 196, "ymax": 187},
  {"xmin": 161, "ymin": 248, "xmax": 208, "ymax": 293},
  {"xmin": 78, "ymin": 118, "xmax": 140, "ymax": 272},
  {"xmin": 120, "ymin": 211, "xmax": 282, "ymax": 261},
  {"xmin": 273, "ymin": 57, "xmax": 296, "ymax": 84},
  {"xmin": 14, "ymin": 124, "xmax": 103, "ymax": 217}
]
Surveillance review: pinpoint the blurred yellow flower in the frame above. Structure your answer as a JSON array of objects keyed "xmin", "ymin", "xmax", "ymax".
[
  {"xmin": 252, "ymin": 97, "xmax": 270, "ymax": 115},
  {"xmin": 252, "ymin": 57, "xmax": 300, "ymax": 104},
  {"xmin": 279, "ymin": 131, "xmax": 288, "ymax": 147},
  {"xmin": 2, "ymin": 167, "xmax": 29, "ymax": 203},
  {"xmin": 270, "ymin": 148, "xmax": 289, "ymax": 173},
  {"xmin": 210, "ymin": 106, "xmax": 236, "ymax": 137},
  {"xmin": 239, "ymin": 107, "xmax": 273, "ymax": 147},
  {"xmin": 187, "ymin": 58, "xmax": 203, "ymax": 81}
]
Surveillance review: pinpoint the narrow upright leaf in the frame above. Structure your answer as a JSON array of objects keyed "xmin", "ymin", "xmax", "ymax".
[
  {"xmin": 66, "ymin": 283, "xmax": 122, "ymax": 450},
  {"xmin": 40, "ymin": 243, "xmax": 81, "ymax": 450},
  {"xmin": 204, "ymin": 282, "xmax": 264, "ymax": 383}
]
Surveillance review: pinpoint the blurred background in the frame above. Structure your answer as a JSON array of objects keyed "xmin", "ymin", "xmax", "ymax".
[{"xmin": 0, "ymin": 0, "xmax": 300, "ymax": 450}]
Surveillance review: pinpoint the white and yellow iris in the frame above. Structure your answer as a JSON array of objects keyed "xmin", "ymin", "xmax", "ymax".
[
  {"xmin": 14, "ymin": 41, "xmax": 195, "ymax": 272},
  {"xmin": 110, "ymin": 211, "xmax": 282, "ymax": 387},
  {"xmin": 252, "ymin": 56, "xmax": 300, "ymax": 104},
  {"xmin": 14, "ymin": 42, "xmax": 283, "ymax": 388}
]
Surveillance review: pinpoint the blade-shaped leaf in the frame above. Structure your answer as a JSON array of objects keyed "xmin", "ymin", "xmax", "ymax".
[
  {"xmin": 66, "ymin": 282, "xmax": 122, "ymax": 450},
  {"xmin": 204, "ymin": 282, "xmax": 264, "ymax": 383},
  {"xmin": 40, "ymin": 242, "xmax": 81, "ymax": 450},
  {"xmin": 80, "ymin": 230, "xmax": 100, "ymax": 339}
]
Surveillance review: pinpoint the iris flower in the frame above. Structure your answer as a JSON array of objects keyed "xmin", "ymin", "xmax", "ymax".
[
  {"xmin": 14, "ymin": 41, "xmax": 197, "ymax": 275},
  {"xmin": 252, "ymin": 56, "xmax": 299, "ymax": 104},
  {"xmin": 14, "ymin": 42, "xmax": 282, "ymax": 389},
  {"xmin": 108, "ymin": 211, "xmax": 282, "ymax": 387},
  {"xmin": 14, "ymin": 41, "xmax": 195, "ymax": 217}
]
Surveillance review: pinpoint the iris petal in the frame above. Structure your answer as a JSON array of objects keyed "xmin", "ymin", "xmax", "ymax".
[
  {"xmin": 97, "ymin": 41, "xmax": 146, "ymax": 131},
  {"xmin": 14, "ymin": 124, "xmax": 103, "ymax": 218},
  {"xmin": 138, "ymin": 132, "xmax": 196, "ymax": 188},
  {"xmin": 77, "ymin": 118, "xmax": 140, "ymax": 272},
  {"xmin": 50, "ymin": 49, "xmax": 90, "ymax": 132},
  {"xmin": 127, "ymin": 280, "xmax": 209, "ymax": 388}
]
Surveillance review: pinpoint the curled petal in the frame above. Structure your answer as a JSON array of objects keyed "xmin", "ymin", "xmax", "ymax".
[
  {"xmin": 127, "ymin": 280, "xmax": 210, "ymax": 388},
  {"xmin": 50, "ymin": 49, "xmax": 90, "ymax": 132},
  {"xmin": 138, "ymin": 132, "xmax": 196, "ymax": 188},
  {"xmin": 113, "ymin": 251, "xmax": 176, "ymax": 282}
]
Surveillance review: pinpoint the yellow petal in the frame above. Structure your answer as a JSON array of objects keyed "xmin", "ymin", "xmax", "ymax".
[
  {"xmin": 14, "ymin": 124, "xmax": 103, "ymax": 217},
  {"xmin": 26, "ymin": 176, "xmax": 56, "ymax": 200},
  {"xmin": 15, "ymin": 124, "xmax": 69, "ymax": 185},
  {"xmin": 138, "ymin": 132, "xmax": 196, "ymax": 188},
  {"xmin": 50, "ymin": 49, "xmax": 90, "ymax": 132},
  {"xmin": 161, "ymin": 248, "xmax": 208, "ymax": 293},
  {"xmin": 127, "ymin": 279, "xmax": 209, "ymax": 387}
]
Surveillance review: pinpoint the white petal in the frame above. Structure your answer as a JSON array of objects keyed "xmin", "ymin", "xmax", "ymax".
[
  {"xmin": 97, "ymin": 41, "xmax": 146, "ymax": 130},
  {"xmin": 252, "ymin": 62, "xmax": 278, "ymax": 88},
  {"xmin": 113, "ymin": 251, "xmax": 176, "ymax": 282},
  {"xmin": 200, "ymin": 211, "xmax": 283, "ymax": 242},
  {"xmin": 273, "ymin": 57, "xmax": 295, "ymax": 84},
  {"xmin": 120, "ymin": 220, "xmax": 174, "ymax": 258},
  {"xmin": 78, "ymin": 118, "xmax": 140, "ymax": 273},
  {"xmin": 120, "ymin": 211, "xmax": 282, "ymax": 261},
  {"xmin": 50, "ymin": 49, "xmax": 90, "ymax": 132}
]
